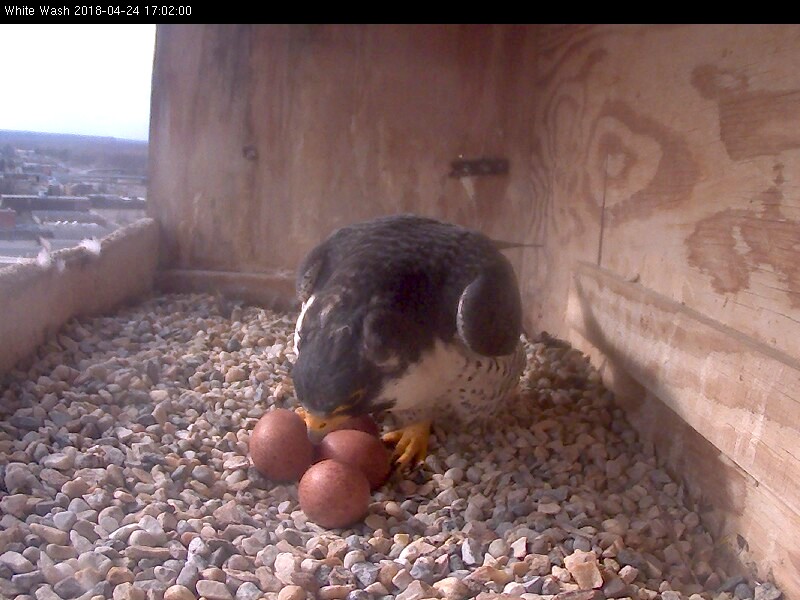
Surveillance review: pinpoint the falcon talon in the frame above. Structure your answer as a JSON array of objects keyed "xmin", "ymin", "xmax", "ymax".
[{"xmin": 382, "ymin": 420, "xmax": 431, "ymax": 469}]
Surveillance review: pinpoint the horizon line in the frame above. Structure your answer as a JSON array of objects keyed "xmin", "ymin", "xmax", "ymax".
[{"xmin": 0, "ymin": 128, "xmax": 148, "ymax": 144}]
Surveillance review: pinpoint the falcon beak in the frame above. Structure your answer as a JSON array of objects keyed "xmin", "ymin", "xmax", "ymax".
[{"xmin": 296, "ymin": 407, "xmax": 351, "ymax": 443}]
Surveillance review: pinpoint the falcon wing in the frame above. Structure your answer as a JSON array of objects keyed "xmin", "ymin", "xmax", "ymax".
[
  {"xmin": 296, "ymin": 242, "xmax": 329, "ymax": 303},
  {"xmin": 456, "ymin": 257, "xmax": 522, "ymax": 356}
]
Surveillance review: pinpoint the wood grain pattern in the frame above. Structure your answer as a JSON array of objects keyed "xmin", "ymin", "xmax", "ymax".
[
  {"xmin": 556, "ymin": 25, "xmax": 800, "ymax": 358},
  {"xmin": 148, "ymin": 24, "xmax": 539, "ymax": 276}
]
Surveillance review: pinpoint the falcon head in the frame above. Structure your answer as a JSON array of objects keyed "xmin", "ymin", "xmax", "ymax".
[{"xmin": 292, "ymin": 291, "xmax": 421, "ymax": 440}]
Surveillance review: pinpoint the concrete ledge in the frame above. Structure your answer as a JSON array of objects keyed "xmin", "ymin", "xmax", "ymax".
[{"xmin": 0, "ymin": 218, "xmax": 159, "ymax": 376}]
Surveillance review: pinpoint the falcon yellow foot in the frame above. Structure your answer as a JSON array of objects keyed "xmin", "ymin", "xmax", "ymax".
[{"xmin": 382, "ymin": 420, "xmax": 431, "ymax": 469}]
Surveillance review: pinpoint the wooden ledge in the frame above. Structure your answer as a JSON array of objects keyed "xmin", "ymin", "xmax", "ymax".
[
  {"xmin": 568, "ymin": 261, "xmax": 800, "ymax": 595},
  {"xmin": 155, "ymin": 268, "xmax": 299, "ymax": 313}
]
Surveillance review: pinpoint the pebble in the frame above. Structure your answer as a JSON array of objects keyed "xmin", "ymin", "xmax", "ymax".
[
  {"xmin": 461, "ymin": 538, "xmax": 482, "ymax": 565},
  {"xmin": 343, "ymin": 550, "xmax": 366, "ymax": 569},
  {"xmin": 564, "ymin": 550, "xmax": 603, "ymax": 589},
  {"xmin": 126, "ymin": 545, "xmax": 172, "ymax": 561},
  {"xmin": 603, "ymin": 575, "xmax": 629, "ymax": 598},
  {"xmin": 351, "ymin": 562, "xmax": 380, "ymax": 587},
  {"xmin": 754, "ymin": 583, "xmax": 782, "ymax": 600},
  {"xmin": 41, "ymin": 562, "xmax": 74, "ymax": 586},
  {"xmin": 109, "ymin": 523, "xmax": 139, "ymax": 542},
  {"xmin": 504, "ymin": 581, "xmax": 527, "ymax": 595},
  {"xmin": 163, "ymin": 585, "xmax": 196, "ymax": 600},
  {"xmin": 319, "ymin": 585, "xmax": 355, "ymax": 600},
  {"xmin": 733, "ymin": 585, "xmax": 755, "ymax": 600},
  {"xmin": 128, "ymin": 529, "xmax": 165, "ymax": 546},
  {"xmin": 0, "ymin": 551, "xmax": 35, "ymax": 574},
  {"xmin": 396, "ymin": 579, "xmax": 438, "ymax": 600},
  {"xmin": 392, "ymin": 568, "xmax": 414, "ymax": 591},
  {"xmin": 236, "ymin": 582, "xmax": 262, "ymax": 600},
  {"xmin": 434, "ymin": 576, "xmax": 470, "ymax": 600},
  {"xmin": 542, "ymin": 576, "xmax": 562, "ymax": 595},
  {"xmin": 35, "ymin": 587, "xmax": 61, "ymax": 600},
  {"xmin": 4, "ymin": 463, "xmax": 39, "ymax": 493},
  {"xmin": 0, "ymin": 494, "xmax": 30, "ymax": 518},
  {"xmin": 538, "ymin": 501, "xmax": 562, "ymax": 514},
  {"xmin": 224, "ymin": 366, "xmax": 247, "ymax": 383},
  {"xmin": 278, "ymin": 585, "xmax": 307, "ymax": 600},
  {"xmin": 113, "ymin": 582, "xmax": 145, "ymax": 600},
  {"xmin": 53, "ymin": 575, "xmax": 88, "ymax": 599},
  {"xmin": 364, "ymin": 582, "xmax": 389, "ymax": 596},
  {"xmin": 107, "ymin": 567, "xmax": 135, "ymax": 585},
  {"xmin": 12, "ymin": 568, "xmax": 44, "ymax": 589},
  {"xmin": 409, "ymin": 555, "xmax": 436, "ymax": 583},
  {"xmin": 53, "ymin": 510, "xmax": 78, "ymax": 531},
  {"xmin": 176, "ymin": 562, "xmax": 200, "ymax": 589},
  {"xmin": 510, "ymin": 537, "xmax": 528, "ymax": 559},
  {"xmin": 61, "ymin": 479, "xmax": 90, "ymax": 499},
  {"xmin": 619, "ymin": 565, "xmax": 639, "ymax": 584},
  {"xmin": 196, "ymin": 579, "xmax": 234, "ymax": 600},
  {"xmin": 0, "ymin": 294, "xmax": 780, "ymax": 600},
  {"xmin": 274, "ymin": 552, "xmax": 300, "ymax": 584}
]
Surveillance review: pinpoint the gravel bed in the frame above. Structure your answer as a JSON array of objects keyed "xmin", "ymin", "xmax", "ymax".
[{"xmin": 0, "ymin": 293, "xmax": 783, "ymax": 600}]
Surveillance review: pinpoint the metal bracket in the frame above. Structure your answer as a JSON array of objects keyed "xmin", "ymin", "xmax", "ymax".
[{"xmin": 449, "ymin": 157, "xmax": 509, "ymax": 178}]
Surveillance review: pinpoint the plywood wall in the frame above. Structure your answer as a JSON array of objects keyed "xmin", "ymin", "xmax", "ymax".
[
  {"xmin": 148, "ymin": 24, "xmax": 800, "ymax": 595},
  {"xmin": 532, "ymin": 27, "xmax": 800, "ymax": 594},
  {"xmin": 148, "ymin": 24, "xmax": 538, "ymax": 275}
]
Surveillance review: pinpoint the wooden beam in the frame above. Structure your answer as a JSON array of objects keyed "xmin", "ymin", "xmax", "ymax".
[
  {"xmin": 155, "ymin": 269, "xmax": 298, "ymax": 313},
  {"xmin": 568, "ymin": 261, "xmax": 800, "ymax": 595}
]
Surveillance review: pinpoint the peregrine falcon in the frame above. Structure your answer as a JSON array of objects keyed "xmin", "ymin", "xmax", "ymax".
[{"xmin": 291, "ymin": 214, "xmax": 525, "ymax": 468}]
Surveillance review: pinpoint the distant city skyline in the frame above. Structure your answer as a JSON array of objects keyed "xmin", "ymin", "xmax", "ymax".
[{"xmin": 0, "ymin": 25, "xmax": 155, "ymax": 141}]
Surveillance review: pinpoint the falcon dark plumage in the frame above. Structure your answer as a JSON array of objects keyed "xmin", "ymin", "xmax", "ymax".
[{"xmin": 291, "ymin": 214, "xmax": 525, "ymax": 467}]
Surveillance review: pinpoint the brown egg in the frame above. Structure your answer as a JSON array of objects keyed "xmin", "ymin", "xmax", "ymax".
[
  {"xmin": 317, "ymin": 429, "xmax": 390, "ymax": 490},
  {"xmin": 298, "ymin": 459, "xmax": 370, "ymax": 528},
  {"xmin": 249, "ymin": 408, "xmax": 313, "ymax": 482},
  {"xmin": 331, "ymin": 414, "xmax": 381, "ymax": 437}
]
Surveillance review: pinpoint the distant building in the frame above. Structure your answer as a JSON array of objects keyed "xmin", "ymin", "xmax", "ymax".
[
  {"xmin": 80, "ymin": 168, "xmax": 147, "ymax": 185},
  {"xmin": 70, "ymin": 182, "xmax": 97, "ymax": 195},
  {"xmin": 1, "ymin": 194, "xmax": 91, "ymax": 212},
  {"xmin": 22, "ymin": 162, "xmax": 53, "ymax": 176},
  {"xmin": 47, "ymin": 183, "xmax": 65, "ymax": 196},
  {"xmin": 0, "ymin": 208, "xmax": 15, "ymax": 228},
  {"xmin": 88, "ymin": 194, "xmax": 146, "ymax": 209},
  {"xmin": 0, "ymin": 173, "xmax": 42, "ymax": 195}
]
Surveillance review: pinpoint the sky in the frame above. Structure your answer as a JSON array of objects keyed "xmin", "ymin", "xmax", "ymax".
[{"xmin": 0, "ymin": 24, "xmax": 156, "ymax": 141}]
